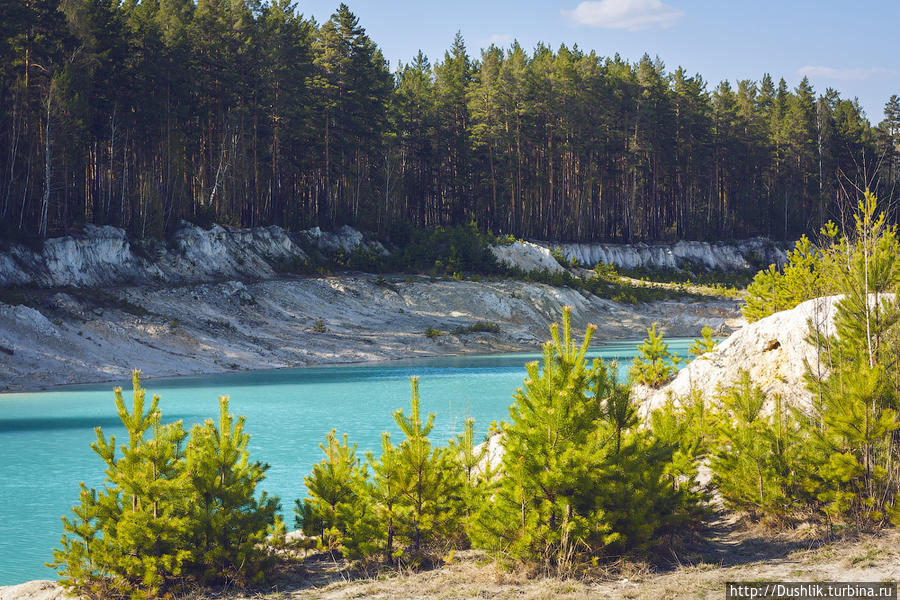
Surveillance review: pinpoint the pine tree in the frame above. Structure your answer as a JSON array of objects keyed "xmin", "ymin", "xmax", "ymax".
[
  {"xmin": 51, "ymin": 370, "xmax": 192, "ymax": 598},
  {"xmin": 186, "ymin": 396, "xmax": 280, "ymax": 585},
  {"xmin": 742, "ymin": 263, "xmax": 785, "ymax": 321},
  {"xmin": 649, "ymin": 389, "xmax": 710, "ymax": 491},
  {"xmin": 1, "ymin": 2, "xmax": 882, "ymax": 243},
  {"xmin": 51, "ymin": 484, "xmax": 102, "ymax": 591},
  {"xmin": 472, "ymin": 308, "xmax": 611, "ymax": 571},
  {"xmin": 390, "ymin": 377, "xmax": 463, "ymax": 559},
  {"xmin": 803, "ymin": 191, "xmax": 900, "ymax": 526},
  {"xmin": 809, "ymin": 363, "xmax": 899, "ymax": 523},
  {"xmin": 709, "ymin": 372, "xmax": 808, "ymax": 517},
  {"xmin": 473, "ymin": 307, "xmax": 693, "ymax": 572},
  {"xmin": 295, "ymin": 429, "xmax": 376, "ymax": 559},
  {"xmin": 630, "ymin": 322, "xmax": 678, "ymax": 387},
  {"xmin": 53, "ymin": 373, "xmax": 283, "ymax": 596},
  {"xmin": 742, "ymin": 234, "xmax": 836, "ymax": 322},
  {"xmin": 689, "ymin": 325, "xmax": 717, "ymax": 358},
  {"xmin": 366, "ymin": 433, "xmax": 402, "ymax": 563},
  {"xmin": 449, "ymin": 417, "xmax": 490, "ymax": 527}
]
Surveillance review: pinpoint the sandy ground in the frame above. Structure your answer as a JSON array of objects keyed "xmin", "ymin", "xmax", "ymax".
[
  {"xmin": 228, "ymin": 515, "xmax": 900, "ymax": 600},
  {"xmin": 0, "ymin": 274, "xmax": 743, "ymax": 392},
  {"xmin": 3, "ymin": 513, "xmax": 898, "ymax": 600}
]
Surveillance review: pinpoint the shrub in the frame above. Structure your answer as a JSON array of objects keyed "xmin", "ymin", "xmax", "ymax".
[
  {"xmin": 741, "ymin": 226, "xmax": 853, "ymax": 322},
  {"xmin": 396, "ymin": 223, "xmax": 500, "ymax": 274},
  {"xmin": 689, "ymin": 325, "xmax": 718, "ymax": 359},
  {"xmin": 425, "ymin": 326, "xmax": 443, "ymax": 339},
  {"xmin": 295, "ymin": 430, "xmax": 377, "ymax": 559},
  {"xmin": 708, "ymin": 372, "xmax": 810, "ymax": 518},
  {"xmin": 449, "ymin": 418, "xmax": 492, "ymax": 536},
  {"xmin": 802, "ymin": 191, "xmax": 900, "ymax": 526},
  {"xmin": 452, "ymin": 321, "xmax": 501, "ymax": 335},
  {"xmin": 593, "ymin": 262, "xmax": 619, "ymax": 281},
  {"xmin": 630, "ymin": 323, "xmax": 680, "ymax": 387},
  {"xmin": 343, "ymin": 247, "xmax": 384, "ymax": 272},
  {"xmin": 649, "ymin": 389, "xmax": 712, "ymax": 491},
  {"xmin": 186, "ymin": 397, "xmax": 281, "ymax": 585},
  {"xmin": 50, "ymin": 372, "xmax": 192, "ymax": 597},
  {"xmin": 472, "ymin": 307, "xmax": 696, "ymax": 573},
  {"xmin": 366, "ymin": 434, "xmax": 403, "ymax": 563},
  {"xmin": 709, "ymin": 192, "xmax": 900, "ymax": 528},
  {"xmin": 303, "ymin": 379, "xmax": 468, "ymax": 566},
  {"xmin": 387, "ymin": 378, "xmax": 465, "ymax": 560},
  {"xmin": 50, "ymin": 372, "xmax": 279, "ymax": 598}
]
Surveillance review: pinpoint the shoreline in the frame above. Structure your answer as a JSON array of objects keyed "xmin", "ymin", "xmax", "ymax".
[
  {"xmin": 0, "ymin": 340, "xmax": 539, "ymax": 395},
  {"xmin": 0, "ymin": 274, "xmax": 745, "ymax": 395},
  {"xmin": 0, "ymin": 333, "xmax": 681, "ymax": 396}
]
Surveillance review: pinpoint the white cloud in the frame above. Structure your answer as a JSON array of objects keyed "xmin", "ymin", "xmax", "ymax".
[
  {"xmin": 562, "ymin": 0, "xmax": 684, "ymax": 31},
  {"xmin": 797, "ymin": 65, "xmax": 897, "ymax": 81},
  {"xmin": 483, "ymin": 33, "xmax": 514, "ymax": 47}
]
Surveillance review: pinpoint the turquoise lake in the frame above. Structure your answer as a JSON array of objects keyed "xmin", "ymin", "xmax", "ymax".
[{"xmin": 0, "ymin": 338, "xmax": 692, "ymax": 585}]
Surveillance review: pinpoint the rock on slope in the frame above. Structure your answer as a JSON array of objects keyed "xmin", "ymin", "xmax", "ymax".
[
  {"xmin": 0, "ymin": 581, "xmax": 67, "ymax": 600},
  {"xmin": 2, "ymin": 224, "xmax": 785, "ymax": 291},
  {"xmin": 476, "ymin": 295, "xmax": 842, "ymax": 474},
  {"xmin": 490, "ymin": 237, "xmax": 786, "ymax": 274},
  {"xmin": 555, "ymin": 238, "xmax": 785, "ymax": 271},
  {"xmin": 0, "ymin": 223, "xmax": 386, "ymax": 289},
  {"xmin": 635, "ymin": 296, "xmax": 842, "ymax": 413},
  {"xmin": 489, "ymin": 241, "xmax": 566, "ymax": 274}
]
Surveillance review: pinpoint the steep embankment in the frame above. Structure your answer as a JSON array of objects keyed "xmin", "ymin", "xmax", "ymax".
[
  {"xmin": 635, "ymin": 296, "xmax": 843, "ymax": 412},
  {"xmin": 1, "ymin": 223, "xmax": 784, "ymax": 291},
  {"xmin": 0, "ymin": 224, "xmax": 764, "ymax": 392},
  {"xmin": 0, "ymin": 223, "xmax": 387, "ymax": 289},
  {"xmin": 553, "ymin": 238, "xmax": 786, "ymax": 271},
  {"xmin": 0, "ymin": 275, "xmax": 742, "ymax": 392}
]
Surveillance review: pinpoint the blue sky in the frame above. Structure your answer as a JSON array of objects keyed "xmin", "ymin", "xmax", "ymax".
[{"xmin": 295, "ymin": 0, "xmax": 899, "ymax": 124}]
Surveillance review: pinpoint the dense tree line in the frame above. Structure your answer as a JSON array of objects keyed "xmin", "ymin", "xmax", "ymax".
[{"xmin": 2, "ymin": 1, "xmax": 898, "ymax": 243}]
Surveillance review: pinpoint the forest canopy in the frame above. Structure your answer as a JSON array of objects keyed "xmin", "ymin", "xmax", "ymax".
[{"xmin": 2, "ymin": 1, "xmax": 898, "ymax": 243}]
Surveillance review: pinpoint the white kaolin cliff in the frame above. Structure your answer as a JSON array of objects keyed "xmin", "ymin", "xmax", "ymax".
[{"xmin": 635, "ymin": 296, "xmax": 844, "ymax": 413}]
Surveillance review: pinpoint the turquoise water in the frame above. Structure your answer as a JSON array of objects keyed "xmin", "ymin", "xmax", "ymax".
[{"xmin": 0, "ymin": 339, "xmax": 692, "ymax": 585}]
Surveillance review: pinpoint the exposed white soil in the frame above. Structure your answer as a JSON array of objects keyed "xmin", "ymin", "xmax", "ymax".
[
  {"xmin": 0, "ymin": 274, "xmax": 742, "ymax": 392},
  {"xmin": 0, "ymin": 580, "xmax": 68, "ymax": 600},
  {"xmin": 0, "ymin": 222, "xmax": 790, "ymax": 394},
  {"xmin": 1, "ymin": 223, "xmax": 782, "ymax": 291},
  {"xmin": 554, "ymin": 237, "xmax": 786, "ymax": 271},
  {"xmin": 0, "ymin": 223, "xmax": 401, "ymax": 290},
  {"xmin": 633, "ymin": 295, "xmax": 846, "ymax": 413},
  {"xmin": 490, "ymin": 241, "xmax": 566, "ymax": 273}
]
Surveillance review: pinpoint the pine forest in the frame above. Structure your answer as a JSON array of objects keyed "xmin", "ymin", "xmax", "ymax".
[{"xmin": 3, "ymin": 1, "xmax": 899, "ymax": 243}]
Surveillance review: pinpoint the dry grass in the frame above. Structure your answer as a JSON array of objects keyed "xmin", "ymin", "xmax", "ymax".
[
  {"xmin": 8, "ymin": 519, "xmax": 898, "ymax": 600},
  {"xmin": 207, "ymin": 514, "xmax": 900, "ymax": 600}
]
